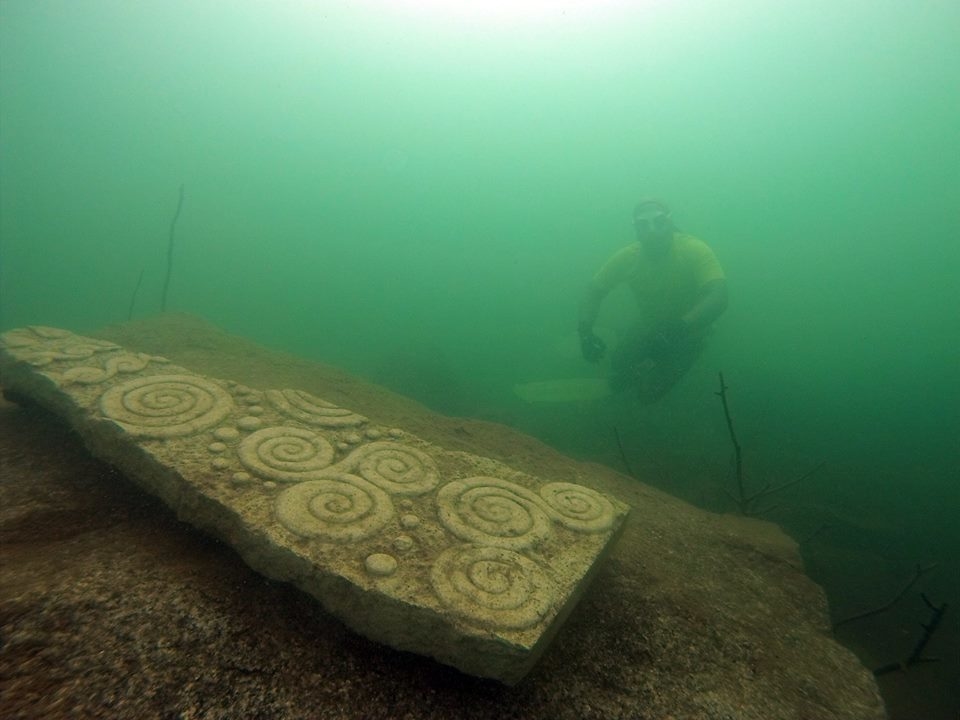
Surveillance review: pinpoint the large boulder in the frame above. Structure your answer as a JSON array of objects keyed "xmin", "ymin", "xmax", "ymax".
[{"xmin": 0, "ymin": 315, "xmax": 886, "ymax": 719}]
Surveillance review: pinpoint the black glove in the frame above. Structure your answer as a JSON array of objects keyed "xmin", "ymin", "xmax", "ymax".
[
  {"xmin": 647, "ymin": 318, "xmax": 687, "ymax": 360},
  {"xmin": 579, "ymin": 328, "xmax": 607, "ymax": 362}
]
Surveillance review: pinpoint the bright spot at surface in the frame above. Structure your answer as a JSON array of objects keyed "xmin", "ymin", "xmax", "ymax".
[{"xmin": 366, "ymin": 0, "xmax": 634, "ymax": 28}]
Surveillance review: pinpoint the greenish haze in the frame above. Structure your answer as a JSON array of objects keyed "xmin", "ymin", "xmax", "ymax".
[{"xmin": 2, "ymin": 1, "xmax": 958, "ymax": 717}]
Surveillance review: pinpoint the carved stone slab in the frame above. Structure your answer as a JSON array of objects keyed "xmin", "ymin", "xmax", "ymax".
[{"xmin": 0, "ymin": 326, "xmax": 629, "ymax": 684}]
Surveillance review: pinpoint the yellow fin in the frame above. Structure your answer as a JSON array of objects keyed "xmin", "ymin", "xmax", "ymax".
[{"xmin": 512, "ymin": 378, "xmax": 611, "ymax": 403}]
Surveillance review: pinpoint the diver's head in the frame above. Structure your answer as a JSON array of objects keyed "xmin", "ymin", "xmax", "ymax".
[{"xmin": 633, "ymin": 198, "xmax": 674, "ymax": 255}]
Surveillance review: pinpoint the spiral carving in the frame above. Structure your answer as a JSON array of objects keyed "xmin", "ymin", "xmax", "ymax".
[
  {"xmin": 59, "ymin": 365, "xmax": 115, "ymax": 385},
  {"xmin": 539, "ymin": 482, "xmax": 616, "ymax": 532},
  {"xmin": 3, "ymin": 327, "xmax": 120, "ymax": 367},
  {"xmin": 343, "ymin": 442, "xmax": 440, "ymax": 496},
  {"xmin": 59, "ymin": 353, "xmax": 157, "ymax": 386},
  {"xmin": 266, "ymin": 388, "xmax": 367, "ymax": 427},
  {"xmin": 1, "ymin": 328, "xmax": 46, "ymax": 348},
  {"xmin": 437, "ymin": 477, "xmax": 552, "ymax": 550},
  {"xmin": 237, "ymin": 426, "xmax": 335, "ymax": 482},
  {"xmin": 98, "ymin": 374, "xmax": 233, "ymax": 438},
  {"xmin": 28, "ymin": 326, "xmax": 74, "ymax": 339},
  {"xmin": 430, "ymin": 546, "xmax": 556, "ymax": 630},
  {"xmin": 275, "ymin": 473, "xmax": 394, "ymax": 542}
]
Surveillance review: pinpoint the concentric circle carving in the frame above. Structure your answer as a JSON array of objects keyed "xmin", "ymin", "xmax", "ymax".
[
  {"xmin": 539, "ymin": 482, "xmax": 616, "ymax": 532},
  {"xmin": 430, "ymin": 546, "xmax": 556, "ymax": 630},
  {"xmin": 60, "ymin": 353, "xmax": 155, "ymax": 386},
  {"xmin": 1, "ymin": 328, "xmax": 44, "ymax": 347},
  {"xmin": 28, "ymin": 326, "xmax": 73, "ymax": 339},
  {"xmin": 275, "ymin": 473, "xmax": 394, "ymax": 542},
  {"xmin": 265, "ymin": 388, "xmax": 367, "ymax": 427},
  {"xmin": 98, "ymin": 374, "xmax": 233, "ymax": 438},
  {"xmin": 437, "ymin": 477, "xmax": 551, "ymax": 550},
  {"xmin": 237, "ymin": 426, "xmax": 335, "ymax": 482},
  {"xmin": 347, "ymin": 442, "xmax": 440, "ymax": 496}
]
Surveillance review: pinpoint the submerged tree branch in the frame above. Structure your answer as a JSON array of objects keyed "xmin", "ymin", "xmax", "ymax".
[
  {"xmin": 127, "ymin": 267, "xmax": 145, "ymax": 321},
  {"xmin": 715, "ymin": 372, "xmax": 823, "ymax": 516},
  {"xmin": 160, "ymin": 183, "xmax": 185, "ymax": 313},
  {"xmin": 834, "ymin": 563, "xmax": 939, "ymax": 631},
  {"xmin": 613, "ymin": 426, "xmax": 637, "ymax": 479},
  {"xmin": 873, "ymin": 593, "xmax": 948, "ymax": 676},
  {"xmin": 715, "ymin": 372, "xmax": 744, "ymax": 510}
]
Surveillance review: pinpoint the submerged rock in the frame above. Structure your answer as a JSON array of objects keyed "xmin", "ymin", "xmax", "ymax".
[{"xmin": 0, "ymin": 314, "xmax": 887, "ymax": 719}]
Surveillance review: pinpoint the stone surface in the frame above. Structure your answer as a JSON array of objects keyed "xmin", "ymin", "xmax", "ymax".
[
  {"xmin": 0, "ymin": 325, "xmax": 630, "ymax": 685},
  {"xmin": 0, "ymin": 314, "xmax": 889, "ymax": 720}
]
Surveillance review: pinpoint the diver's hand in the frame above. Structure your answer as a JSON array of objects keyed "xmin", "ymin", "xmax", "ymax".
[
  {"xmin": 648, "ymin": 318, "xmax": 687, "ymax": 359},
  {"xmin": 579, "ymin": 328, "xmax": 607, "ymax": 362}
]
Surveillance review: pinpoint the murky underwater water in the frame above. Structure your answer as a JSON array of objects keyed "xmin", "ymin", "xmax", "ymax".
[{"xmin": 1, "ymin": 1, "xmax": 957, "ymax": 717}]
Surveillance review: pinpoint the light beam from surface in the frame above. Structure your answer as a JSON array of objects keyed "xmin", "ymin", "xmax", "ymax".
[{"xmin": 360, "ymin": 0, "xmax": 638, "ymax": 30}]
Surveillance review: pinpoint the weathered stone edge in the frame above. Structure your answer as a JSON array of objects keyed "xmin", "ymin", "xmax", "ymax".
[{"xmin": 0, "ymin": 350, "xmax": 629, "ymax": 684}]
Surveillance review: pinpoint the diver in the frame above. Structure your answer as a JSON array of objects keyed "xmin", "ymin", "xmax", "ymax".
[{"xmin": 577, "ymin": 198, "xmax": 728, "ymax": 402}]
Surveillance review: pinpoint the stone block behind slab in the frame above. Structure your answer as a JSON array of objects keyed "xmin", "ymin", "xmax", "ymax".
[{"xmin": 0, "ymin": 325, "xmax": 629, "ymax": 684}]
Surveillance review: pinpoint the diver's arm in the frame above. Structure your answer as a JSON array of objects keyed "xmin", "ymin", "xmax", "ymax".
[
  {"xmin": 681, "ymin": 278, "xmax": 728, "ymax": 332},
  {"xmin": 577, "ymin": 280, "xmax": 609, "ymax": 362},
  {"xmin": 577, "ymin": 280, "xmax": 607, "ymax": 334}
]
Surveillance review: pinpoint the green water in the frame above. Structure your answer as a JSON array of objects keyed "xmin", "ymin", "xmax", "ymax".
[{"xmin": 1, "ymin": 1, "xmax": 958, "ymax": 716}]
